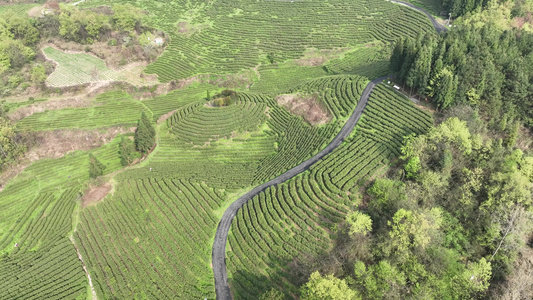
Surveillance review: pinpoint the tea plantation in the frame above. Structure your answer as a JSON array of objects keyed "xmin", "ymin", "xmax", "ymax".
[{"xmin": 0, "ymin": 0, "xmax": 439, "ymax": 299}]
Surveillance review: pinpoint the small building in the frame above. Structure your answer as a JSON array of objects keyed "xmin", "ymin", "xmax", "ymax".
[{"xmin": 155, "ymin": 37, "xmax": 164, "ymax": 45}]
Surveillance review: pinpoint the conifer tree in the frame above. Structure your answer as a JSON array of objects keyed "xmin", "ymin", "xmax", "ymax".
[
  {"xmin": 89, "ymin": 153, "xmax": 106, "ymax": 179},
  {"xmin": 134, "ymin": 112, "xmax": 156, "ymax": 154},
  {"xmin": 399, "ymin": 37, "xmax": 416, "ymax": 82},
  {"xmin": 390, "ymin": 37, "xmax": 404, "ymax": 76},
  {"xmin": 118, "ymin": 136, "xmax": 136, "ymax": 166},
  {"xmin": 435, "ymin": 68, "xmax": 457, "ymax": 109},
  {"xmin": 413, "ymin": 46, "xmax": 433, "ymax": 96}
]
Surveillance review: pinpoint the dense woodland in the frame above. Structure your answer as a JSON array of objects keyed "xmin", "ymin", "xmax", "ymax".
[
  {"xmin": 289, "ymin": 111, "xmax": 532, "ymax": 299},
  {"xmin": 390, "ymin": 25, "xmax": 533, "ymax": 127}
]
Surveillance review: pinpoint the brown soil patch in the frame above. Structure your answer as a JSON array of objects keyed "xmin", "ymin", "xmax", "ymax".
[
  {"xmin": 207, "ymin": 71, "xmax": 255, "ymax": 89},
  {"xmin": 85, "ymin": 75, "xmax": 205, "ymax": 100},
  {"xmin": 177, "ymin": 22, "xmax": 192, "ymax": 34},
  {"xmin": 276, "ymin": 93, "xmax": 332, "ymax": 126},
  {"xmin": 46, "ymin": 36, "xmax": 165, "ymax": 70},
  {"xmin": 41, "ymin": 44, "xmax": 160, "ymax": 88},
  {"xmin": 0, "ymin": 127, "xmax": 132, "ymax": 190},
  {"xmin": 27, "ymin": 5, "xmax": 43, "ymax": 18},
  {"xmin": 157, "ymin": 109, "xmax": 178, "ymax": 124},
  {"xmin": 82, "ymin": 183, "xmax": 112, "ymax": 207},
  {"xmin": 25, "ymin": 127, "xmax": 133, "ymax": 161},
  {"xmin": 176, "ymin": 21, "xmax": 209, "ymax": 37},
  {"xmin": 512, "ymin": 13, "xmax": 533, "ymax": 29},
  {"xmin": 9, "ymin": 97, "xmax": 93, "ymax": 121},
  {"xmin": 296, "ymin": 56, "xmax": 328, "ymax": 67},
  {"xmin": 295, "ymin": 47, "xmax": 349, "ymax": 67}
]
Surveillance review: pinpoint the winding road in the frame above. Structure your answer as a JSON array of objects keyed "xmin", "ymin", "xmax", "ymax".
[{"xmin": 212, "ymin": 2, "xmax": 446, "ymax": 299}]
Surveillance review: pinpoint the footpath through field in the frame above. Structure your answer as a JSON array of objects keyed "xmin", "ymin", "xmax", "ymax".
[{"xmin": 212, "ymin": 2, "xmax": 446, "ymax": 299}]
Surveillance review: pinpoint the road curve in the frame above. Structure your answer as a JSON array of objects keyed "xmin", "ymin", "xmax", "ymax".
[
  {"xmin": 213, "ymin": 2, "xmax": 447, "ymax": 299},
  {"xmin": 389, "ymin": 0, "xmax": 448, "ymax": 33},
  {"xmin": 212, "ymin": 75, "xmax": 388, "ymax": 300}
]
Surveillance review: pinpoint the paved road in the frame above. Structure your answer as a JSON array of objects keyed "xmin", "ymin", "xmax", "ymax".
[
  {"xmin": 211, "ymin": 75, "xmax": 388, "ymax": 300},
  {"xmin": 390, "ymin": 0, "xmax": 448, "ymax": 33},
  {"xmin": 212, "ymin": 2, "xmax": 447, "ymax": 299}
]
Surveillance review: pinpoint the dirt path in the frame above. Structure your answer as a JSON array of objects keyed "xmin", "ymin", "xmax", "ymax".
[
  {"xmin": 70, "ymin": 236, "xmax": 97, "ymax": 300},
  {"xmin": 72, "ymin": 0, "xmax": 86, "ymax": 6},
  {"xmin": 212, "ymin": 3, "xmax": 446, "ymax": 298}
]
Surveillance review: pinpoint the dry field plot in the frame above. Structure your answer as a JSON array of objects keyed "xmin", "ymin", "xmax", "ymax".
[{"xmin": 43, "ymin": 47, "xmax": 121, "ymax": 87}]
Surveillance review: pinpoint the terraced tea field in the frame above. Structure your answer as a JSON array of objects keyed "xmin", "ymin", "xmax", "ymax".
[
  {"xmin": 0, "ymin": 0, "xmax": 442, "ymax": 299},
  {"xmin": 225, "ymin": 83, "xmax": 433, "ymax": 298},
  {"xmin": 80, "ymin": 0, "xmax": 433, "ymax": 83},
  {"xmin": 43, "ymin": 47, "xmax": 122, "ymax": 87},
  {"xmin": 0, "ymin": 3, "xmax": 38, "ymax": 15},
  {"xmin": 16, "ymin": 90, "xmax": 151, "ymax": 131}
]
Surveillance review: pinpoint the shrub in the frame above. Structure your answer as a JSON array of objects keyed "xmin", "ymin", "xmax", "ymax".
[{"xmin": 89, "ymin": 153, "xmax": 106, "ymax": 178}]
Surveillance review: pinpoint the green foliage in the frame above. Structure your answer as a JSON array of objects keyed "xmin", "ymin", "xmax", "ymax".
[
  {"xmin": 112, "ymin": 4, "xmax": 143, "ymax": 33},
  {"xmin": 391, "ymin": 23, "xmax": 533, "ymax": 126},
  {"xmin": 443, "ymin": 0, "xmax": 488, "ymax": 17},
  {"xmin": 267, "ymin": 52, "xmax": 275, "ymax": 64},
  {"xmin": 0, "ymin": 117, "xmax": 25, "ymax": 170},
  {"xmin": 58, "ymin": 5, "xmax": 109, "ymax": 43},
  {"xmin": 404, "ymin": 156, "xmax": 421, "ymax": 179},
  {"xmin": 0, "ymin": 36, "xmax": 34, "ymax": 73},
  {"xmin": 118, "ymin": 136, "xmax": 136, "ymax": 166},
  {"xmin": 300, "ymin": 272, "xmax": 360, "ymax": 300},
  {"xmin": 226, "ymin": 82, "xmax": 433, "ymax": 298},
  {"xmin": 259, "ymin": 288, "xmax": 285, "ymax": 300},
  {"xmin": 452, "ymin": 258, "xmax": 492, "ymax": 296},
  {"xmin": 504, "ymin": 121, "xmax": 520, "ymax": 147},
  {"xmin": 367, "ymin": 179, "xmax": 407, "ymax": 223},
  {"xmin": 353, "ymin": 111, "xmax": 533, "ymax": 299},
  {"xmin": 88, "ymin": 153, "xmax": 106, "ymax": 178},
  {"xmin": 387, "ymin": 208, "xmax": 443, "ymax": 255},
  {"xmin": 134, "ymin": 112, "xmax": 156, "ymax": 154},
  {"xmin": 212, "ymin": 97, "xmax": 233, "ymax": 107},
  {"xmin": 30, "ymin": 64, "xmax": 46, "ymax": 84},
  {"xmin": 346, "ymin": 211, "xmax": 372, "ymax": 236},
  {"xmin": 2, "ymin": 13, "xmax": 39, "ymax": 46},
  {"xmin": 353, "ymin": 260, "xmax": 406, "ymax": 299},
  {"xmin": 107, "ymin": 38, "xmax": 117, "ymax": 46},
  {"xmin": 433, "ymin": 67, "xmax": 458, "ymax": 109}
]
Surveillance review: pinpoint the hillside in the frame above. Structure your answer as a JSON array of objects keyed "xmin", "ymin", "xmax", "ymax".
[{"xmin": 0, "ymin": 0, "xmax": 532, "ymax": 299}]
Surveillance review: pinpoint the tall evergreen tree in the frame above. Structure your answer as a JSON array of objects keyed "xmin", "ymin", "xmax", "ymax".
[
  {"xmin": 89, "ymin": 153, "xmax": 106, "ymax": 179},
  {"xmin": 435, "ymin": 68, "xmax": 457, "ymax": 109},
  {"xmin": 414, "ymin": 46, "xmax": 433, "ymax": 96},
  {"xmin": 118, "ymin": 136, "xmax": 136, "ymax": 166},
  {"xmin": 399, "ymin": 37, "xmax": 416, "ymax": 82},
  {"xmin": 390, "ymin": 37, "xmax": 405, "ymax": 76},
  {"xmin": 135, "ymin": 112, "xmax": 156, "ymax": 154}
]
